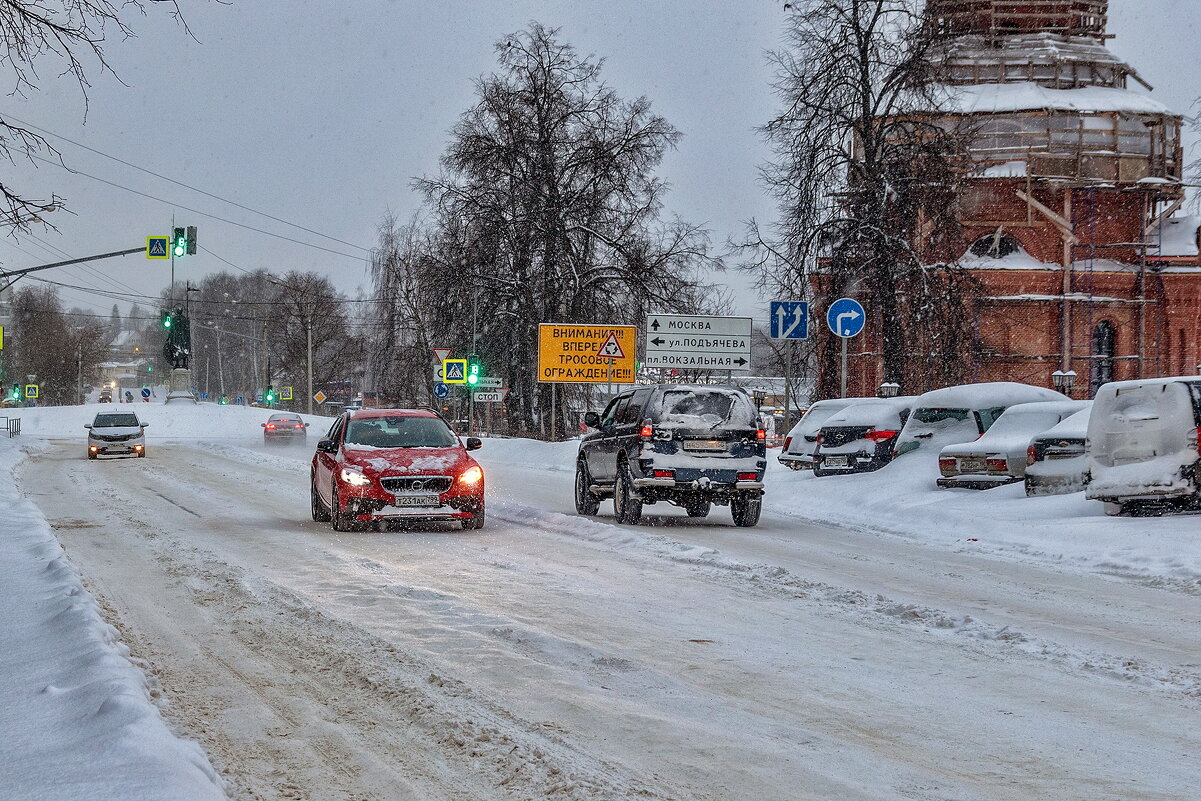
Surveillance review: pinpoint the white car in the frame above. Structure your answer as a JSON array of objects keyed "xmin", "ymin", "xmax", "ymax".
[
  {"xmin": 1085, "ymin": 376, "xmax": 1201, "ymax": 515},
  {"xmin": 86, "ymin": 412, "xmax": 148, "ymax": 459},
  {"xmin": 778, "ymin": 397, "xmax": 874, "ymax": 470},
  {"xmin": 937, "ymin": 400, "xmax": 1089, "ymax": 489}
]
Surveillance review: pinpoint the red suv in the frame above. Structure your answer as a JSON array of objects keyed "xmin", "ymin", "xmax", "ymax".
[{"xmin": 310, "ymin": 409, "xmax": 485, "ymax": 531}]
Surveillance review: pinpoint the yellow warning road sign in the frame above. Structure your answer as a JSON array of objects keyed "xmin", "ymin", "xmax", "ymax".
[{"xmin": 538, "ymin": 324, "xmax": 636, "ymax": 384}]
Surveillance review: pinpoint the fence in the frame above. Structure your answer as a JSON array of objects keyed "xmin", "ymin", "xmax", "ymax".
[{"xmin": 1, "ymin": 416, "xmax": 20, "ymax": 437}]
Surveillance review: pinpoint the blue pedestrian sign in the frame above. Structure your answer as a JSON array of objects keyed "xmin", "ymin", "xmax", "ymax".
[
  {"xmin": 769, "ymin": 301, "xmax": 809, "ymax": 340},
  {"xmin": 199, "ymin": 392, "xmax": 209, "ymax": 400},
  {"xmin": 827, "ymin": 298, "xmax": 866, "ymax": 338},
  {"xmin": 433, "ymin": 382, "xmax": 450, "ymax": 399},
  {"xmin": 146, "ymin": 236, "xmax": 169, "ymax": 259},
  {"xmin": 140, "ymin": 387, "xmax": 151, "ymax": 399},
  {"xmin": 234, "ymin": 395, "xmax": 244, "ymax": 405}
]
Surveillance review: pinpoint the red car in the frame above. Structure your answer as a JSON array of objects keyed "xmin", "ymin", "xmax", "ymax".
[{"xmin": 310, "ymin": 409, "xmax": 485, "ymax": 531}]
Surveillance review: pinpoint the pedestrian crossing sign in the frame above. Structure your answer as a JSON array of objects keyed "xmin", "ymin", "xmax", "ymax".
[
  {"xmin": 24, "ymin": 384, "xmax": 38, "ymax": 399},
  {"xmin": 281, "ymin": 386, "xmax": 293, "ymax": 401},
  {"xmin": 146, "ymin": 236, "xmax": 170, "ymax": 259},
  {"xmin": 443, "ymin": 359, "xmax": 468, "ymax": 384}
]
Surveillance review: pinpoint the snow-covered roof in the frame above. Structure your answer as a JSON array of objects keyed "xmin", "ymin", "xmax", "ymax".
[{"xmin": 937, "ymin": 82, "xmax": 1176, "ymax": 116}]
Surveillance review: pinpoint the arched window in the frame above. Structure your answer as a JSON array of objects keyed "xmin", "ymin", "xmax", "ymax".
[
  {"xmin": 969, "ymin": 232, "xmax": 1022, "ymax": 259},
  {"xmin": 1091, "ymin": 320, "xmax": 1116, "ymax": 395}
]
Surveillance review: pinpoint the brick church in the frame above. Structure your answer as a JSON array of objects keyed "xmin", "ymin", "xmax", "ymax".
[{"xmin": 831, "ymin": 0, "xmax": 1200, "ymax": 399}]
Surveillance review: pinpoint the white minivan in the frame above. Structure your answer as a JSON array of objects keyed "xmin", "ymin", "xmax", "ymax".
[{"xmin": 1085, "ymin": 376, "xmax": 1201, "ymax": 515}]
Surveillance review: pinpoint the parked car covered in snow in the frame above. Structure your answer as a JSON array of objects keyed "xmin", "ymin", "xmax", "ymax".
[
  {"xmin": 893, "ymin": 382, "xmax": 1070, "ymax": 459},
  {"xmin": 778, "ymin": 397, "xmax": 874, "ymax": 471},
  {"xmin": 1025, "ymin": 407, "xmax": 1093, "ymax": 497},
  {"xmin": 1085, "ymin": 377, "xmax": 1201, "ymax": 516},
  {"xmin": 937, "ymin": 400, "xmax": 1088, "ymax": 489},
  {"xmin": 812, "ymin": 396, "xmax": 915, "ymax": 476},
  {"xmin": 575, "ymin": 384, "xmax": 767, "ymax": 526}
]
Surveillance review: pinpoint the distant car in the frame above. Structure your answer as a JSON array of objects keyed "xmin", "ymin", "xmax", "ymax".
[
  {"xmin": 575, "ymin": 384, "xmax": 767, "ymax": 526},
  {"xmin": 778, "ymin": 397, "xmax": 874, "ymax": 471},
  {"xmin": 85, "ymin": 412, "xmax": 148, "ymax": 459},
  {"xmin": 262, "ymin": 412, "xmax": 309, "ymax": 445},
  {"xmin": 310, "ymin": 409, "xmax": 485, "ymax": 531},
  {"xmin": 937, "ymin": 400, "xmax": 1088, "ymax": 489},
  {"xmin": 894, "ymin": 382, "xmax": 1071, "ymax": 459},
  {"xmin": 1025, "ymin": 407, "xmax": 1093, "ymax": 497},
  {"xmin": 98, "ymin": 389, "xmax": 113, "ymax": 403},
  {"xmin": 812, "ymin": 396, "xmax": 915, "ymax": 476},
  {"xmin": 1085, "ymin": 376, "xmax": 1201, "ymax": 516}
]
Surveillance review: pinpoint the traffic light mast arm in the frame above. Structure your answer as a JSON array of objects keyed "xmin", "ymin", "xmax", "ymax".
[{"xmin": 0, "ymin": 246, "xmax": 146, "ymax": 292}]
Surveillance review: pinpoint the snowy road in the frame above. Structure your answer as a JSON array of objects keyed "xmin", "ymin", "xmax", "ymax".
[{"xmin": 18, "ymin": 437, "xmax": 1201, "ymax": 800}]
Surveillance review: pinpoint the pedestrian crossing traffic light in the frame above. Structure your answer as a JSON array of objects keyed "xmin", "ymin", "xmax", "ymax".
[
  {"xmin": 173, "ymin": 227, "xmax": 186, "ymax": 257},
  {"xmin": 467, "ymin": 359, "xmax": 482, "ymax": 386}
]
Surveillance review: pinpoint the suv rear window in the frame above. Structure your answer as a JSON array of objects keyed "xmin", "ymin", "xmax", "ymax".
[{"xmin": 657, "ymin": 390, "xmax": 756, "ymax": 427}]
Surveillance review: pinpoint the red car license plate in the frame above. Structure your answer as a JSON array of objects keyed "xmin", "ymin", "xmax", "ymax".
[{"xmin": 393, "ymin": 495, "xmax": 440, "ymax": 507}]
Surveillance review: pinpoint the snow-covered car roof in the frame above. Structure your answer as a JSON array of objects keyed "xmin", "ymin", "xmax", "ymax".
[
  {"xmin": 941, "ymin": 401, "xmax": 1089, "ymax": 454},
  {"xmin": 819, "ymin": 397, "xmax": 917, "ymax": 429},
  {"xmin": 909, "ymin": 382, "xmax": 1070, "ymax": 411},
  {"xmin": 1032, "ymin": 406, "xmax": 1093, "ymax": 441},
  {"xmin": 785, "ymin": 397, "xmax": 875, "ymax": 439}
]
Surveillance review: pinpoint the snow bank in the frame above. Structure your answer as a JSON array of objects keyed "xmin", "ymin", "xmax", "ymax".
[{"xmin": 0, "ymin": 431, "xmax": 227, "ymax": 801}]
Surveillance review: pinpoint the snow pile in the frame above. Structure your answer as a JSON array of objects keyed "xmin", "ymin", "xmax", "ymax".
[{"xmin": 0, "ymin": 433, "xmax": 226, "ymax": 801}]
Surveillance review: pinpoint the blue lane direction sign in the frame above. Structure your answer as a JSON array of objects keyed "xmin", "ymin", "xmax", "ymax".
[
  {"xmin": 433, "ymin": 382, "xmax": 450, "ymax": 399},
  {"xmin": 146, "ymin": 236, "xmax": 169, "ymax": 259},
  {"xmin": 770, "ymin": 301, "xmax": 809, "ymax": 340},
  {"xmin": 826, "ymin": 298, "xmax": 866, "ymax": 339}
]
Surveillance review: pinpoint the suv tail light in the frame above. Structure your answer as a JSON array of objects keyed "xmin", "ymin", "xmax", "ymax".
[
  {"xmin": 985, "ymin": 457, "xmax": 1008, "ymax": 472},
  {"xmin": 756, "ymin": 429, "xmax": 766, "ymax": 441},
  {"xmin": 1027, "ymin": 445, "xmax": 1039, "ymax": 466},
  {"xmin": 815, "ymin": 432, "xmax": 823, "ymax": 445},
  {"xmin": 737, "ymin": 472, "xmax": 758, "ymax": 481},
  {"xmin": 864, "ymin": 429, "xmax": 898, "ymax": 443},
  {"xmin": 1191, "ymin": 427, "xmax": 1201, "ymax": 458},
  {"xmin": 783, "ymin": 436, "xmax": 792, "ymax": 450},
  {"xmin": 640, "ymin": 419, "xmax": 653, "ymax": 441}
]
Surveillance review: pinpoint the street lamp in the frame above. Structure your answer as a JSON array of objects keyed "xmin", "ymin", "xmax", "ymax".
[
  {"xmin": 1052, "ymin": 370, "xmax": 1077, "ymax": 396},
  {"xmin": 877, "ymin": 381, "xmax": 901, "ymax": 398}
]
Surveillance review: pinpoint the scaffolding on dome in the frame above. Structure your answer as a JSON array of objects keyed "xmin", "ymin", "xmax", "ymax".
[{"xmin": 926, "ymin": 0, "xmax": 1109, "ymax": 39}]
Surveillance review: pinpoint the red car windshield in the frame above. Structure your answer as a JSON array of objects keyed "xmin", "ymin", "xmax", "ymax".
[{"xmin": 345, "ymin": 416, "xmax": 457, "ymax": 448}]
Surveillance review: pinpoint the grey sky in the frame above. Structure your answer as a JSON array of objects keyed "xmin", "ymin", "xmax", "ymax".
[{"xmin": 1, "ymin": 0, "xmax": 1196, "ymax": 325}]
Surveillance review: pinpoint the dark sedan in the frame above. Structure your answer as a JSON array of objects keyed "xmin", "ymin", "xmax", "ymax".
[{"xmin": 262, "ymin": 413, "xmax": 309, "ymax": 445}]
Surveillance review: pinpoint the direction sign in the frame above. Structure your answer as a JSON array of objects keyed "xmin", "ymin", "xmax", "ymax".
[
  {"xmin": 146, "ymin": 236, "xmax": 169, "ymax": 259},
  {"xmin": 313, "ymin": 390, "xmax": 328, "ymax": 403},
  {"xmin": 537, "ymin": 324, "xmax": 637, "ymax": 384},
  {"xmin": 827, "ymin": 298, "xmax": 866, "ymax": 338},
  {"xmin": 433, "ymin": 382, "xmax": 450, "ymax": 399},
  {"xmin": 770, "ymin": 301, "xmax": 809, "ymax": 340},
  {"xmin": 476, "ymin": 376, "xmax": 503, "ymax": 388},
  {"xmin": 443, "ymin": 358, "xmax": 468, "ymax": 384},
  {"xmin": 432, "ymin": 347, "xmax": 452, "ymax": 364},
  {"xmin": 473, "ymin": 389, "xmax": 509, "ymax": 403},
  {"xmin": 644, "ymin": 314, "xmax": 753, "ymax": 371}
]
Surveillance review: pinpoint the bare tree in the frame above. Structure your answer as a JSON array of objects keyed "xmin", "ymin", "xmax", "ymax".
[
  {"xmin": 4, "ymin": 284, "xmax": 107, "ymax": 403},
  {"xmin": 0, "ymin": 1, "xmax": 191, "ymax": 234},
  {"xmin": 410, "ymin": 22, "xmax": 724, "ymax": 434},
  {"xmin": 743, "ymin": 0, "xmax": 979, "ymax": 398}
]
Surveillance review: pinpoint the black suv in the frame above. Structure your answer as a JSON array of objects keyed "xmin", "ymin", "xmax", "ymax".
[{"xmin": 574, "ymin": 384, "xmax": 767, "ymax": 526}]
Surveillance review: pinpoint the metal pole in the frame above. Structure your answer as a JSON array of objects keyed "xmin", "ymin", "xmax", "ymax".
[
  {"xmin": 550, "ymin": 383, "xmax": 556, "ymax": 441},
  {"xmin": 783, "ymin": 338, "xmax": 792, "ymax": 431},
  {"xmin": 306, "ymin": 314, "xmax": 314, "ymax": 415},
  {"xmin": 840, "ymin": 337, "xmax": 848, "ymax": 399}
]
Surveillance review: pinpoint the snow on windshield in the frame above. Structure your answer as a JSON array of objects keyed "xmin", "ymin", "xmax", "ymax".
[
  {"xmin": 657, "ymin": 389, "xmax": 756, "ymax": 428},
  {"xmin": 94, "ymin": 414, "xmax": 141, "ymax": 428},
  {"xmin": 985, "ymin": 409, "xmax": 1064, "ymax": 438},
  {"xmin": 346, "ymin": 417, "xmax": 456, "ymax": 448}
]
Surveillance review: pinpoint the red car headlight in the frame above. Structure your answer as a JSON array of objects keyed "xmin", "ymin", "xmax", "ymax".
[{"xmin": 458, "ymin": 465, "xmax": 483, "ymax": 486}]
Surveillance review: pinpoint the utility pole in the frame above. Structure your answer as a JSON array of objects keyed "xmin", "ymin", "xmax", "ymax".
[{"xmin": 306, "ymin": 312, "xmax": 314, "ymax": 415}]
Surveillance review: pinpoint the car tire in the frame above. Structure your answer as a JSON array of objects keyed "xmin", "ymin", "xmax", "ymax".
[
  {"xmin": 730, "ymin": 494, "xmax": 762, "ymax": 527},
  {"xmin": 613, "ymin": 461, "xmax": 643, "ymax": 525},
  {"xmin": 330, "ymin": 484, "xmax": 356, "ymax": 532},
  {"xmin": 684, "ymin": 500, "xmax": 711, "ymax": 518},
  {"xmin": 461, "ymin": 504, "xmax": 485, "ymax": 530},
  {"xmin": 574, "ymin": 461, "xmax": 601, "ymax": 516},
  {"xmin": 311, "ymin": 476, "xmax": 331, "ymax": 522},
  {"xmin": 87, "ymin": 451, "xmax": 97, "ymax": 460},
  {"xmin": 137, "ymin": 449, "xmax": 146, "ymax": 458}
]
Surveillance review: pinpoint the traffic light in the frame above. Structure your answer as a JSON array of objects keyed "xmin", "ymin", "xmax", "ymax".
[
  {"xmin": 161, "ymin": 309, "xmax": 173, "ymax": 329},
  {"xmin": 173, "ymin": 227, "xmax": 186, "ymax": 257},
  {"xmin": 186, "ymin": 225, "xmax": 197, "ymax": 255},
  {"xmin": 9, "ymin": 384, "xmax": 18, "ymax": 402},
  {"xmin": 265, "ymin": 385, "xmax": 275, "ymax": 405},
  {"xmin": 467, "ymin": 359, "xmax": 482, "ymax": 386}
]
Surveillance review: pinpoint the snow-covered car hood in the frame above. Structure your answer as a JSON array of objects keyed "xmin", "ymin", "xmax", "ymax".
[
  {"xmin": 341, "ymin": 446, "xmax": 470, "ymax": 476},
  {"xmin": 89, "ymin": 425, "xmax": 144, "ymax": 438}
]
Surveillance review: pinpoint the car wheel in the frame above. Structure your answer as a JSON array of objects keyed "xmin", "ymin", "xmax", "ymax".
[
  {"xmin": 684, "ymin": 500, "xmax": 710, "ymax": 518},
  {"xmin": 730, "ymin": 494, "xmax": 762, "ymax": 527},
  {"xmin": 461, "ymin": 503, "xmax": 485, "ymax": 530},
  {"xmin": 330, "ymin": 484, "xmax": 356, "ymax": 532},
  {"xmin": 574, "ymin": 461, "xmax": 601, "ymax": 516},
  {"xmin": 311, "ymin": 475, "xmax": 331, "ymax": 522},
  {"xmin": 137, "ymin": 449, "xmax": 147, "ymax": 458},
  {"xmin": 613, "ymin": 461, "xmax": 642, "ymax": 525},
  {"xmin": 87, "ymin": 451, "xmax": 98, "ymax": 461}
]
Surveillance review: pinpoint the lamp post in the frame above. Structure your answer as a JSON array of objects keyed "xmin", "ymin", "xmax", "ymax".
[
  {"xmin": 1052, "ymin": 369, "xmax": 1077, "ymax": 397},
  {"xmin": 877, "ymin": 381, "xmax": 901, "ymax": 398}
]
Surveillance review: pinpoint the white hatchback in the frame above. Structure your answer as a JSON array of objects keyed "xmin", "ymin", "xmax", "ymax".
[{"xmin": 86, "ymin": 412, "xmax": 149, "ymax": 459}]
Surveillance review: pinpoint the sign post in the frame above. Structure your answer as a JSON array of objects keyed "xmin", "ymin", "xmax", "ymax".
[{"xmin": 826, "ymin": 298, "xmax": 866, "ymax": 398}]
